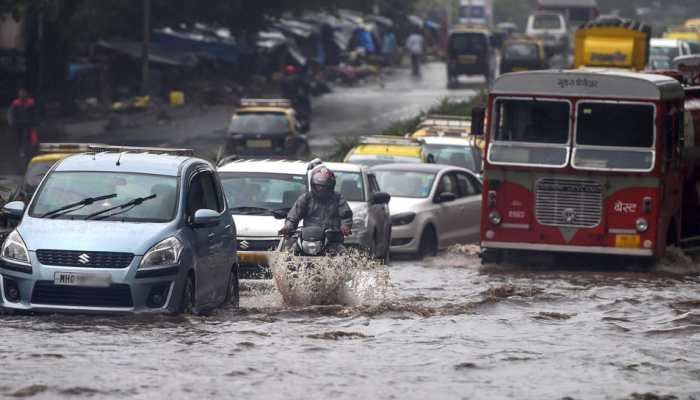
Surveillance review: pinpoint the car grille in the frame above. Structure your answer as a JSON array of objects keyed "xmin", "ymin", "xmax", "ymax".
[
  {"xmin": 31, "ymin": 281, "xmax": 133, "ymax": 308},
  {"xmin": 239, "ymin": 239, "xmax": 279, "ymax": 251},
  {"xmin": 36, "ymin": 250, "xmax": 134, "ymax": 269},
  {"xmin": 535, "ymin": 178, "xmax": 602, "ymax": 228}
]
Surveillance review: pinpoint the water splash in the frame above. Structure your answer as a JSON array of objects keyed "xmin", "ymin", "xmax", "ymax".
[
  {"xmin": 268, "ymin": 249, "xmax": 393, "ymax": 307},
  {"xmin": 655, "ymin": 246, "xmax": 700, "ymax": 275}
]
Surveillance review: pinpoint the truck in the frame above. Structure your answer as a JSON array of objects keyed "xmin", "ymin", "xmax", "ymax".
[
  {"xmin": 458, "ymin": 0, "xmax": 493, "ymax": 28},
  {"xmin": 537, "ymin": 0, "xmax": 599, "ymax": 28},
  {"xmin": 471, "ymin": 67, "xmax": 700, "ymax": 263},
  {"xmin": 573, "ymin": 16, "xmax": 651, "ymax": 71}
]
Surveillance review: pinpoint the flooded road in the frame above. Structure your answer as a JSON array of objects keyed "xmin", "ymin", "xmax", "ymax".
[{"xmin": 1, "ymin": 250, "xmax": 699, "ymax": 399}]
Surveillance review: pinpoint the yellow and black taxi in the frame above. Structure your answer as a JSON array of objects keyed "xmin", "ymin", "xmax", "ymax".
[
  {"xmin": 447, "ymin": 27, "xmax": 492, "ymax": 87},
  {"xmin": 224, "ymin": 99, "xmax": 310, "ymax": 160},
  {"xmin": 344, "ymin": 136, "xmax": 423, "ymax": 167},
  {"xmin": 410, "ymin": 115, "xmax": 485, "ymax": 151},
  {"xmin": 499, "ymin": 39, "xmax": 548, "ymax": 75}
]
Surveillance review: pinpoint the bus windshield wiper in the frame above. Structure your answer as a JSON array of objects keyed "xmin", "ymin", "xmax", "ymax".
[
  {"xmin": 85, "ymin": 195, "xmax": 156, "ymax": 221},
  {"xmin": 41, "ymin": 194, "xmax": 117, "ymax": 219},
  {"xmin": 229, "ymin": 206, "xmax": 271, "ymax": 215}
]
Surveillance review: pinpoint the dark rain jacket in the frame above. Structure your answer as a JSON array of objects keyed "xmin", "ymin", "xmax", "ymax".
[
  {"xmin": 284, "ymin": 191, "xmax": 353, "ymax": 231},
  {"xmin": 10, "ymin": 97, "xmax": 36, "ymax": 128}
]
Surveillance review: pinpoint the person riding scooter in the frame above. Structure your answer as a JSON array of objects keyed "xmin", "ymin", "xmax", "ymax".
[{"xmin": 278, "ymin": 165, "xmax": 353, "ymax": 254}]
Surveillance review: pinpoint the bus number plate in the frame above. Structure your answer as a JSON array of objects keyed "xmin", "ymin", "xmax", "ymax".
[{"xmin": 615, "ymin": 234, "xmax": 640, "ymax": 249}]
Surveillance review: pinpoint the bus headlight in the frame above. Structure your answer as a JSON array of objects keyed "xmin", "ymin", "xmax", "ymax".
[
  {"xmin": 635, "ymin": 218, "xmax": 648, "ymax": 233},
  {"xmin": 489, "ymin": 211, "xmax": 502, "ymax": 225}
]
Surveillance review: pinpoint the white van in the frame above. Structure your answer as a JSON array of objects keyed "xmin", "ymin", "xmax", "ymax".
[{"xmin": 526, "ymin": 12, "xmax": 569, "ymax": 56}]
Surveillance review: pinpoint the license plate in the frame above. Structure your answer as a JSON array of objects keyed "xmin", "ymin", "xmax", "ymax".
[
  {"xmin": 239, "ymin": 252, "xmax": 269, "ymax": 265},
  {"xmin": 458, "ymin": 55, "xmax": 477, "ymax": 64},
  {"xmin": 54, "ymin": 272, "xmax": 111, "ymax": 287},
  {"xmin": 512, "ymin": 67, "xmax": 528, "ymax": 72},
  {"xmin": 246, "ymin": 139, "xmax": 272, "ymax": 148},
  {"xmin": 615, "ymin": 234, "xmax": 640, "ymax": 249}
]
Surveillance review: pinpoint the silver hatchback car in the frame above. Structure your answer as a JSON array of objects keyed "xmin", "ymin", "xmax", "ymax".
[{"xmin": 0, "ymin": 146, "xmax": 238, "ymax": 314}]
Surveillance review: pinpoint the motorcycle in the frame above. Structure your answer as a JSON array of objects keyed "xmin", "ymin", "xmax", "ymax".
[{"xmin": 277, "ymin": 226, "xmax": 345, "ymax": 256}]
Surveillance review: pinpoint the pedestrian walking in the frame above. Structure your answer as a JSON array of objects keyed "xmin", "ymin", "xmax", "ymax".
[
  {"xmin": 405, "ymin": 30, "xmax": 425, "ymax": 78},
  {"xmin": 8, "ymin": 88, "xmax": 36, "ymax": 159}
]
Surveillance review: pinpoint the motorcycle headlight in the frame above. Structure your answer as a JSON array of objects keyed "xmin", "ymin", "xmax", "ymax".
[
  {"xmin": 1, "ymin": 230, "xmax": 30, "ymax": 265},
  {"xmin": 140, "ymin": 237, "xmax": 184, "ymax": 269},
  {"xmin": 301, "ymin": 241, "xmax": 323, "ymax": 255}
]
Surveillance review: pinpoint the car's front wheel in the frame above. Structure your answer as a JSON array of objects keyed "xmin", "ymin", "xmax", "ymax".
[
  {"xmin": 179, "ymin": 275, "xmax": 195, "ymax": 314},
  {"xmin": 418, "ymin": 227, "xmax": 438, "ymax": 260},
  {"xmin": 226, "ymin": 264, "xmax": 240, "ymax": 309}
]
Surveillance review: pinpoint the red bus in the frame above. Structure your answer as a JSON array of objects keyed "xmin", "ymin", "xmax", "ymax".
[{"xmin": 471, "ymin": 69, "xmax": 700, "ymax": 263}]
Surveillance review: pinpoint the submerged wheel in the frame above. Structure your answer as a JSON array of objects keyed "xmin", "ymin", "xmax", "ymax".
[
  {"xmin": 226, "ymin": 264, "xmax": 240, "ymax": 309},
  {"xmin": 418, "ymin": 227, "xmax": 438, "ymax": 260},
  {"xmin": 180, "ymin": 275, "xmax": 195, "ymax": 315},
  {"xmin": 480, "ymin": 249, "xmax": 503, "ymax": 264}
]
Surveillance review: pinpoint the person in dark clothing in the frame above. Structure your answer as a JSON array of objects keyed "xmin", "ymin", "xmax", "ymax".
[
  {"xmin": 9, "ymin": 88, "xmax": 36, "ymax": 158},
  {"xmin": 279, "ymin": 165, "xmax": 353, "ymax": 253}
]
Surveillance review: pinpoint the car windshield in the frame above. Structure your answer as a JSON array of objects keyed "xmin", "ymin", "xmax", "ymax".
[
  {"xmin": 229, "ymin": 112, "xmax": 289, "ymax": 134},
  {"xmin": 30, "ymin": 172, "xmax": 178, "ymax": 222},
  {"xmin": 532, "ymin": 14, "xmax": 562, "ymax": 30},
  {"xmin": 346, "ymin": 154, "xmax": 422, "ymax": 167},
  {"xmin": 335, "ymin": 171, "xmax": 365, "ymax": 202},
  {"xmin": 220, "ymin": 172, "xmax": 306, "ymax": 215},
  {"xmin": 573, "ymin": 102, "xmax": 655, "ymax": 171},
  {"xmin": 373, "ymin": 170, "xmax": 435, "ymax": 199},
  {"xmin": 423, "ymin": 144, "xmax": 480, "ymax": 172},
  {"xmin": 24, "ymin": 160, "xmax": 58, "ymax": 195},
  {"xmin": 449, "ymin": 33, "xmax": 487, "ymax": 54},
  {"xmin": 504, "ymin": 43, "xmax": 539, "ymax": 60},
  {"xmin": 488, "ymin": 98, "xmax": 570, "ymax": 167},
  {"xmin": 650, "ymin": 45, "xmax": 680, "ymax": 60}
]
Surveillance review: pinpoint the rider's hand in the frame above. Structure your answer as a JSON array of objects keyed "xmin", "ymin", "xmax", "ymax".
[
  {"xmin": 278, "ymin": 227, "xmax": 290, "ymax": 237},
  {"xmin": 341, "ymin": 225, "xmax": 352, "ymax": 236}
]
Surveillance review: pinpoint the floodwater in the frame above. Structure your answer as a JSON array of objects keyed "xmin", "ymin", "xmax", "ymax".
[{"xmin": 1, "ymin": 248, "xmax": 699, "ymax": 400}]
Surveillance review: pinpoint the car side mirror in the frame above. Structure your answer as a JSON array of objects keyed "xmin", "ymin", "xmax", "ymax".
[
  {"xmin": 2, "ymin": 201, "xmax": 26, "ymax": 220},
  {"xmin": 471, "ymin": 106, "xmax": 486, "ymax": 136},
  {"xmin": 435, "ymin": 192, "xmax": 457, "ymax": 203},
  {"xmin": 272, "ymin": 208, "xmax": 290, "ymax": 220},
  {"xmin": 191, "ymin": 209, "xmax": 221, "ymax": 228},
  {"xmin": 372, "ymin": 192, "xmax": 391, "ymax": 205}
]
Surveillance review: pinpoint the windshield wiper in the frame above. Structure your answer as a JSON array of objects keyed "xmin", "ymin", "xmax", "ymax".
[
  {"xmin": 229, "ymin": 206, "xmax": 271, "ymax": 215},
  {"xmin": 85, "ymin": 195, "xmax": 156, "ymax": 221},
  {"xmin": 41, "ymin": 194, "xmax": 117, "ymax": 219}
]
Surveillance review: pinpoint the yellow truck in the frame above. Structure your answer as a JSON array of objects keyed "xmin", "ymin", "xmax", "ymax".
[{"xmin": 574, "ymin": 16, "xmax": 651, "ymax": 70}]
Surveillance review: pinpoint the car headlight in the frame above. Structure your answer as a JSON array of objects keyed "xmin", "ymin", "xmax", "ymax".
[
  {"xmin": 140, "ymin": 237, "xmax": 184, "ymax": 269},
  {"xmin": 635, "ymin": 218, "xmax": 649, "ymax": 233},
  {"xmin": 391, "ymin": 212, "xmax": 416, "ymax": 226},
  {"xmin": 1, "ymin": 230, "xmax": 30, "ymax": 265},
  {"xmin": 301, "ymin": 241, "xmax": 322, "ymax": 255}
]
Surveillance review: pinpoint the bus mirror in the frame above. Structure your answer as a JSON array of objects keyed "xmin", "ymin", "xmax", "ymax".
[{"xmin": 471, "ymin": 107, "xmax": 486, "ymax": 136}]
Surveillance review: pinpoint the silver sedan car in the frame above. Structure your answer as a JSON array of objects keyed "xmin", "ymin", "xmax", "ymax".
[{"xmin": 371, "ymin": 163, "xmax": 482, "ymax": 259}]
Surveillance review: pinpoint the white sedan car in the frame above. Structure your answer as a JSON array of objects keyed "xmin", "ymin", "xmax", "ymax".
[{"xmin": 371, "ymin": 163, "xmax": 482, "ymax": 259}]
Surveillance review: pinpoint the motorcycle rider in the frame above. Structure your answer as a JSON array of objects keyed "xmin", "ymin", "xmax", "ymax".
[
  {"xmin": 280, "ymin": 64, "xmax": 312, "ymax": 131},
  {"xmin": 278, "ymin": 165, "xmax": 353, "ymax": 254}
]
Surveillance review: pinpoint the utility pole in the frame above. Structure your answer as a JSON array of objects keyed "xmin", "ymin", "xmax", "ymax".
[
  {"xmin": 141, "ymin": 0, "xmax": 151, "ymax": 95},
  {"xmin": 445, "ymin": 0, "xmax": 452, "ymax": 27}
]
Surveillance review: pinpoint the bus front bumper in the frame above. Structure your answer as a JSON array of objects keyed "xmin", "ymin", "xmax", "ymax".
[{"xmin": 481, "ymin": 241, "xmax": 654, "ymax": 257}]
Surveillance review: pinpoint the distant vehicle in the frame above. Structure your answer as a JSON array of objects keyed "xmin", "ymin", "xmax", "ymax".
[
  {"xmin": 648, "ymin": 38, "xmax": 692, "ymax": 69},
  {"xmin": 0, "ymin": 146, "xmax": 238, "ymax": 314},
  {"xmin": 686, "ymin": 19, "xmax": 700, "ymax": 29},
  {"xmin": 446, "ymin": 28, "xmax": 492, "ymax": 87},
  {"xmin": 474, "ymin": 69, "xmax": 700, "ymax": 263},
  {"xmin": 458, "ymin": 0, "xmax": 492, "ymax": 27},
  {"xmin": 224, "ymin": 99, "xmax": 310, "ymax": 160},
  {"xmin": 663, "ymin": 26, "xmax": 700, "ymax": 50},
  {"xmin": 672, "ymin": 55, "xmax": 700, "ymax": 85},
  {"xmin": 371, "ymin": 163, "xmax": 482, "ymax": 259},
  {"xmin": 217, "ymin": 159, "xmax": 309, "ymax": 277},
  {"xmin": 324, "ymin": 162, "xmax": 392, "ymax": 263},
  {"xmin": 496, "ymin": 22, "xmax": 518, "ymax": 37},
  {"xmin": 574, "ymin": 16, "xmax": 651, "ymax": 71},
  {"xmin": 537, "ymin": 0, "xmax": 599, "ymax": 28},
  {"xmin": 418, "ymin": 136, "xmax": 483, "ymax": 176},
  {"xmin": 526, "ymin": 12, "xmax": 569, "ymax": 56},
  {"xmin": 344, "ymin": 136, "xmax": 423, "ymax": 167},
  {"xmin": 500, "ymin": 39, "xmax": 549, "ymax": 74},
  {"xmin": 411, "ymin": 115, "xmax": 471, "ymax": 138}
]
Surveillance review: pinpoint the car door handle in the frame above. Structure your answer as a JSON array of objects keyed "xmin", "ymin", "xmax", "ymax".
[{"xmin": 207, "ymin": 233, "xmax": 216, "ymax": 241}]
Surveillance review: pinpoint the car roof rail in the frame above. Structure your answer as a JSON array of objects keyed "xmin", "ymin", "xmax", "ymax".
[
  {"xmin": 87, "ymin": 145, "xmax": 194, "ymax": 156},
  {"xmin": 239, "ymin": 98, "xmax": 291, "ymax": 108},
  {"xmin": 359, "ymin": 135, "xmax": 420, "ymax": 146},
  {"xmin": 39, "ymin": 142, "xmax": 107, "ymax": 153}
]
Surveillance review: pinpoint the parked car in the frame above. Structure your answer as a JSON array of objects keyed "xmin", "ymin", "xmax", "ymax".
[
  {"xmin": 418, "ymin": 137, "xmax": 483, "ymax": 176},
  {"xmin": 217, "ymin": 159, "xmax": 310, "ymax": 277},
  {"xmin": 526, "ymin": 12, "xmax": 569, "ymax": 56},
  {"xmin": 344, "ymin": 136, "xmax": 423, "ymax": 167},
  {"xmin": 0, "ymin": 146, "xmax": 238, "ymax": 314},
  {"xmin": 371, "ymin": 163, "xmax": 482, "ymax": 259},
  {"xmin": 649, "ymin": 38, "xmax": 692, "ymax": 69},
  {"xmin": 224, "ymin": 99, "xmax": 310, "ymax": 160},
  {"xmin": 324, "ymin": 162, "xmax": 392, "ymax": 263}
]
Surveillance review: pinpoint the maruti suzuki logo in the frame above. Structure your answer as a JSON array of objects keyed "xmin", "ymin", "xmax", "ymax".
[
  {"xmin": 78, "ymin": 253, "xmax": 91, "ymax": 264},
  {"xmin": 239, "ymin": 241, "xmax": 250, "ymax": 250}
]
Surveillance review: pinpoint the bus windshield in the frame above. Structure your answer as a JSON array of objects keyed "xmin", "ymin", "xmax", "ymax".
[
  {"xmin": 488, "ymin": 98, "xmax": 570, "ymax": 167},
  {"xmin": 573, "ymin": 102, "xmax": 655, "ymax": 171}
]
